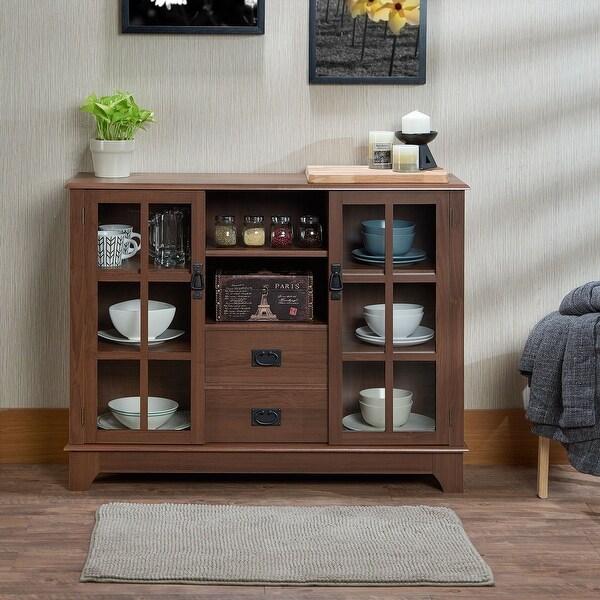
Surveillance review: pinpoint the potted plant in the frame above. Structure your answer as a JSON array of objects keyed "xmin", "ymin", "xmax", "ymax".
[{"xmin": 80, "ymin": 90, "xmax": 156, "ymax": 178}]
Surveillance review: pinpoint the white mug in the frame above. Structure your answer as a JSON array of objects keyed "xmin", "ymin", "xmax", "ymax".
[
  {"xmin": 97, "ymin": 231, "xmax": 136, "ymax": 267},
  {"xmin": 99, "ymin": 224, "xmax": 141, "ymax": 258}
]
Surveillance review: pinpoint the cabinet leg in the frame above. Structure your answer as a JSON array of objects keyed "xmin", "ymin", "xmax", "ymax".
[
  {"xmin": 432, "ymin": 454, "xmax": 464, "ymax": 493},
  {"xmin": 68, "ymin": 452, "xmax": 100, "ymax": 491}
]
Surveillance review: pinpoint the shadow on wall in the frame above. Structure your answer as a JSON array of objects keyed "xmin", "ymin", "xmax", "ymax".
[
  {"xmin": 33, "ymin": 187, "xmax": 70, "ymax": 408},
  {"xmin": 261, "ymin": 137, "xmax": 359, "ymax": 172}
]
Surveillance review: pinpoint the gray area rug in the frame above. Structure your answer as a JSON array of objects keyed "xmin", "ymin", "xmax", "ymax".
[{"xmin": 81, "ymin": 503, "xmax": 494, "ymax": 586}]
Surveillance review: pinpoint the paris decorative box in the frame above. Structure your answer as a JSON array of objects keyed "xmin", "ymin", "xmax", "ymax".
[{"xmin": 215, "ymin": 270, "xmax": 313, "ymax": 322}]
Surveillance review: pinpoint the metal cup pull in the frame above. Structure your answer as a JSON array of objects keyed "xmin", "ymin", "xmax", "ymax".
[
  {"xmin": 252, "ymin": 349, "xmax": 282, "ymax": 367},
  {"xmin": 251, "ymin": 408, "xmax": 281, "ymax": 426}
]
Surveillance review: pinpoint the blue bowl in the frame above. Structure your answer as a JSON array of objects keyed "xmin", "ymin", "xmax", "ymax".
[
  {"xmin": 362, "ymin": 219, "xmax": 415, "ymax": 234},
  {"xmin": 362, "ymin": 231, "xmax": 414, "ymax": 256}
]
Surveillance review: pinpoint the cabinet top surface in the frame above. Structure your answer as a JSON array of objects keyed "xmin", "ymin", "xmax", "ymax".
[{"xmin": 66, "ymin": 172, "xmax": 469, "ymax": 191}]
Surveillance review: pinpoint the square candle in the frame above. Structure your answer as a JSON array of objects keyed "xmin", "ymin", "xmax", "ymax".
[
  {"xmin": 393, "ymin": 144, "xmax": 419, "ymax": 172},
  {"xmin": 368, "ymin": 131, "xmax": 395, "ymax": 169}
]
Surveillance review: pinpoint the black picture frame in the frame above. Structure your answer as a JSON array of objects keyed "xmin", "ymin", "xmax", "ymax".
[
  {"xmin": 121, "ymin": 0, "xmax": 265, "ymax": 35},
  {"xmin": 309, "ymin": 0, "xmax": 426, "ymax": 84}
]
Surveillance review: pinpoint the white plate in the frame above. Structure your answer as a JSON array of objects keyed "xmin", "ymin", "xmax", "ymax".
[
  {"xmin": 97, "ymin": 411, "xmax": 191, "ymax": 430},
  {"xmin": 98, "ymin": 329, "xmax": 185, "ymax": 346},
  {"xmin": 342, "ymin": 412, "xmax": 435, "ymax": 432},
  {"xmin": 355, "ymin": 325, "xmax": 435, "ymax": 346}
]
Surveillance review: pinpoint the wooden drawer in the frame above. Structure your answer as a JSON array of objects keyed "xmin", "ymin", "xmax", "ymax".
[
  {"xmin": 205, "ymin": 388, "xmax": 328, "ymax": 443},
  {"xmin": 205, "ymin": 329, "xmax": 327, "ymax": 384}
]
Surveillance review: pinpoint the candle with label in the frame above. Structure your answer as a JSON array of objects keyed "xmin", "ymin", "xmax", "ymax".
[
  {"xmin": 393, "ymin": 144, "xmax": 419, "ymax": 172},
  {"xmin": 401, "ymin": 110, "xmax": 431, "ymax": 134},
  {"xmin": 368, "ymin": 131, "xmax": 395, "ymax": 169}
]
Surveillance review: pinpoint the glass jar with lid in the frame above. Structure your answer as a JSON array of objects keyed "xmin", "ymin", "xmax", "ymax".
[
  {"xmin": 270, "ymin": 216, "xmax": 293, "ymax": 248},
  {"xmin": 214, "ymin": 215, "xmax": 236, "ymax": 247},
  {"xmin": 242, "ymin": 215, "xmax": 265, "ymax": 247},
  {"xmin": 297, "ymin": 215, "xmax": 323, "ymax": 248}
]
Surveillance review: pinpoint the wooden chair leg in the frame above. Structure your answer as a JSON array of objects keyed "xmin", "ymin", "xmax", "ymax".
[{"xmin": 537, "ymin": 436, "xmax": 550, "ymax": 499}]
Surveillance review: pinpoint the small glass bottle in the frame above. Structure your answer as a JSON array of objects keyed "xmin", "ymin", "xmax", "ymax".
[
  {"xmin": 270, "ymin": 216, "xmax": 293, "ymax": 248},
  {"xmin": 214, "ymin": 215, "xmax": 236, "ymax": 247},
  {"xmin": 297, "ymin": 215, "xmax": 323, "ymax": 248},
  {"xmin": 242, "ymin": 215, "xmax": 265, "ymax": 247}
]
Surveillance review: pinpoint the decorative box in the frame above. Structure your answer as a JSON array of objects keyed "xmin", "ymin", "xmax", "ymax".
[{"xmin": 215, "ymin": 270, "xmax": 313, "ymax": 322}]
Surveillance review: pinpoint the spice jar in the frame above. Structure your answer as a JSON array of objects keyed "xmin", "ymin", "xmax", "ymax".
[
  {"xmin": 214, "ymin": 215, "xmax": 236, "ymax": 247},
  {"xmin": 270, "ymin": 216, "xmax": 293, "ymax": 248},
  {"xmin": 243, "ymin": 215, "xmax": 265, "ymax": 247},
  {"xmin": 297, "ymin": 215, "xmax": 323, "ymax": 248}
]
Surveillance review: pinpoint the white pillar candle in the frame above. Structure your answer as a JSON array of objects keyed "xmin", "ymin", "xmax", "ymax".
[
  {"xmin": 401, "ymin": 110, "xmax": 431, "ymax": 134},
  {"xmin": 368, "ymin": 130, "xmax": 395, "ymax": 169},
  {"xmin": 393, "ymin": 144, "xmax": 419, "ymax": 172}
]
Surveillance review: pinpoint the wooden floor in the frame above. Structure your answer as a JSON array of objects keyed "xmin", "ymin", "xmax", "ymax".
[{"xmin": 1, "ymin": 464, "xmax": 600, "ymax": 599}]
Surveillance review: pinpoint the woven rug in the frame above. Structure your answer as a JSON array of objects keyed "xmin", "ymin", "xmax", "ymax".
[{"xmin": 81, "ymin": 503, "xmax": 494, "ymax": 586}]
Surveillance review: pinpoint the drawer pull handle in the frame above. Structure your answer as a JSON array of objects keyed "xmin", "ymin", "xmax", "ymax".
[
  {"xmin": 251, "ymin": 408, "xmax": 281, "ymax": 426},
  {"xmin": 252, "ymin": 349, "xmax": 282, "ymax": 367}
]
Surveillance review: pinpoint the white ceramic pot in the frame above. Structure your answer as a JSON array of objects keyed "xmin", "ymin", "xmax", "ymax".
[{"xmin": 89, "ymin": 139, "xmax": 135, "ymax": 178}]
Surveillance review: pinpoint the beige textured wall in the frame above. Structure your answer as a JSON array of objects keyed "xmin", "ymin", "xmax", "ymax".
[{"xmin": 1, "ymin": 0, "xmax": 599, "ymax": 409}]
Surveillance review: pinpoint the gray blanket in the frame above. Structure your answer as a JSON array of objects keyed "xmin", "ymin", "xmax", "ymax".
[{"xmin": 519, "ymin": 282, "xmax": 600, "ymax": 476}]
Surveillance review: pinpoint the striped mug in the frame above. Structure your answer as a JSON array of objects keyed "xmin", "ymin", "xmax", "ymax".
[{"xmin": 97, "ymin": 231, "xmax": 136, "ymax": 267}]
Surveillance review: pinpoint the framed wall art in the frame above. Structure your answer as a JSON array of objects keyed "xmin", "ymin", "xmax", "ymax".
[
  {"xmin": 122, "ymin": 0, "xmax": 265, "ymax": 35},
  {"xmin": 309, "ymin": 0, "xmax": 426, "ymax": 84}
]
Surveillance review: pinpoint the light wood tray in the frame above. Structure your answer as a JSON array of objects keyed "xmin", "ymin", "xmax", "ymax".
[{"xmin": 305, "ymin": 165, "xmax": 449, "ymax": 184}]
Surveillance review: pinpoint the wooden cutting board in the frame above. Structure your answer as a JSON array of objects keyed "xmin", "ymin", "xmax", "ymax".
[{"xmin": 305, "ymin": 165, "xmax": 449, "ymax": 184}]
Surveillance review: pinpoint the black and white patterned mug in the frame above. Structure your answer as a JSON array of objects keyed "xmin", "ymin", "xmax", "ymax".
[
  {"xmin": 97, "ymin": 231, "xmax": 136, "ymax": 267},
  {"xmin": 98, "ymin": 224, "xmax": 141, "ymax": 258}
]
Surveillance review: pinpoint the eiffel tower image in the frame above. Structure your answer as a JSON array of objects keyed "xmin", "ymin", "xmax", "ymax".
[{"xmin": 250, "ymin": 284, "xmax": 278, "ymax": 321}]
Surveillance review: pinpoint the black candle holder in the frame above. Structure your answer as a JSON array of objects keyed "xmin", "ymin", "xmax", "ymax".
[{"xmin": 394, "ymin": 131, "xmax": 438, "ymax": 170}]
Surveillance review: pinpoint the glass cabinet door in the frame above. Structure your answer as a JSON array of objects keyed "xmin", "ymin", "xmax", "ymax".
[
  {"xmin": 329, "ymin": 191, "xmax": 447, "ymax": 444},
  {"xmin": 85, "ymin": 190, "xmax": 203, "ymax": 443}
]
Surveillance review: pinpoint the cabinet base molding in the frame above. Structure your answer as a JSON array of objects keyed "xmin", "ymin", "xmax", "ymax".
[
  {"xmin": 65, "ymin": 446, "xmax": 466, "ymax": 492},
  {"xmin": 0, "ymin": 408, "xmax": 569, "ymax": 468}
]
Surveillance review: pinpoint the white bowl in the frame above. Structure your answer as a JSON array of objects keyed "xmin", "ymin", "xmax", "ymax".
[
  {"xmin": 108, "ymin": 396, "xmax": 179, "ymax": 429},
  {"xmin": 364, "ymin": 311, "xmax": 423, "ymax": 338},
  {"xmin": 364, "ymin": 303, "xmax": 424, "ymax": 314},
  {"xmin": 359, "ymin": 400, "xmax": 413, "ymax": 428},
  {"xmin": 109, "ymin": 299, "xmax": 175, "ymax": 340},
  {"xmin": 358, "ymin": 388, "xmax": 413, "ymax": 427},
  {"xmin": 359, "ymin": 387, "xmax": 413, "ymax": 403}
]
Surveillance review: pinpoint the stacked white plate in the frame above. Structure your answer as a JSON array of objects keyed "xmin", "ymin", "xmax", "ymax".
[
  {"xmin": 355, "ymin": 325, "xmax": 434, "ymax": 347},
  {"xmin": 342, "ymin": 412, "xmax": 435, "ymax": 432},
  {"xmin": 98, "ymin": 328, "xmax": 185, "ymax": 346}
]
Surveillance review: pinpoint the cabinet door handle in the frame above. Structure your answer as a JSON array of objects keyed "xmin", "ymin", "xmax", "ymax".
[
  {"xmin": 329, "ymin": 263, "xmax": 343, "ymax": 300},
  {"xmin": 252, "ymin": 349, "xmax": 282, "ymax": 367},
  {"xmin": 191, "ymin": 262, "xmax": 204, "ymax": 299}
]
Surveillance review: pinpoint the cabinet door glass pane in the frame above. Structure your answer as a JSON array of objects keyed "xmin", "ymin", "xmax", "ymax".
[
  {"xmin": 98, "ymin": 203, "xmax": 142, "ymax": 272},
  {"xmin": 97, "ymin": 360, "xmax": 140, "ymax": 430},
  {"xmin": 98, "ymin": 282, "xmax": 141, "ymax": 350},
  {"xmin": 148, "ymin": 360, "xmax": 191, "ymax": 431}
]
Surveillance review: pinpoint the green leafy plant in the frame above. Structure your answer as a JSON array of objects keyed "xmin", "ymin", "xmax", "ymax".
[{"xmin": 79, "ymin": 90, "xmax": 156, "ymax": 141}]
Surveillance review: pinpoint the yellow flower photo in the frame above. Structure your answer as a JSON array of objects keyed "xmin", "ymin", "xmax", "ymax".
[{"xmin": 310, "ymin": 0, "xmax": 425, "ymax": 83}]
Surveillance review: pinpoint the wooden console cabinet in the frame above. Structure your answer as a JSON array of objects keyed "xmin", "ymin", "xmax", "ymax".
[{"xmin": 66, "ymin": 172, "xmax": 468, "ymax": 491}]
